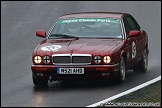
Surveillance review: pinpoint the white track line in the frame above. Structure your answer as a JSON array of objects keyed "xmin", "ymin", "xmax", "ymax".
[{"xmin": 87, "ymin": 76, "xmax": 161, "ymax": 107}]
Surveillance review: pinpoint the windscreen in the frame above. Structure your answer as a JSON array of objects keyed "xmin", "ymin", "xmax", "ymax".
[{"xmin": 49, "ymin": 18, "xmax": 122, "ymax": 39}]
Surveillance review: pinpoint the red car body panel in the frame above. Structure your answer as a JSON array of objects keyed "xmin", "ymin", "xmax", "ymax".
[
  {"xmin": 36, "ymin": 39, "xmax": 123, "ymax": 56},
  {"xmin": 32, "ymin": 38, "xmax": 123, "ymax": 80},
  {"xmin": 31, "ymin": 12, "xmax": 149, "ymax": 82}
]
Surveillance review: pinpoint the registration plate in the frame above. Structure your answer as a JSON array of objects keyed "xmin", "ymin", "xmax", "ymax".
[{"xmin": 57, "ymin": 68, "xmax": 84, "ymax": 74}]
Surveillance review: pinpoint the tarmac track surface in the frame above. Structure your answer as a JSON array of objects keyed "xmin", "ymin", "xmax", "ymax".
[{"xmin": 1, "ymin": 1, "xmax": 161, "ymax": 107}]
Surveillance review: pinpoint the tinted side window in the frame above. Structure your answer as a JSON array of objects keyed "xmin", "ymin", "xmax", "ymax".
[
  {"xmin": 123, "ymin": 15, "xmax": 141, "ymax": 35},
  {"xmin": 123, "ymin": 17, "xmax": 131, "ymax": 35},
  {"xmin": 125, "ymin": 16, "xmax": 141, "ymax": 30}
]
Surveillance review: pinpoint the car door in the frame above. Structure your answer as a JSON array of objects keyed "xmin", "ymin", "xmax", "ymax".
[
  {"xmin": 123, "ymin": 15, "xmax": 143, "ymax": 69},
  {"xmin": 125, "ymin": 16, "xmax": 145, "ymax": 58}
]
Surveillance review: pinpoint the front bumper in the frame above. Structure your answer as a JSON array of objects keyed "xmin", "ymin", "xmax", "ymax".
[{"xmin": 31, "ymin": 64, "xmax": 119, "ymax": 80}]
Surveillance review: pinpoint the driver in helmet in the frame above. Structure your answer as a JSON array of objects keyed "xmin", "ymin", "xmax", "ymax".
[{"xmin": 67, "ymin": 22, "xmax": 81, "ymax": 35}]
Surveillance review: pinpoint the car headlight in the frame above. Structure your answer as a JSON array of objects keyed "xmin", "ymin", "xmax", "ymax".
[
  {"xmin": 43, "ymin": 56, "xmax": 50, "ymax": 64},
  {"xmin": 103, "ymin": 56, "xmax": 111, "ymax": 64},
  {"xmin": 94, "ymin": 56, "xmax": 101, "ymax": 64},
  {"xmin": 34, "ymin": 56, "xmax": 42, "ymax": 64}
]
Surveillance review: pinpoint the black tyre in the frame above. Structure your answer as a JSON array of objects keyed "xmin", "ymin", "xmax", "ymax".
[
  {"xmin": 116, "ymin": 56, "xmax": 126, "ymax": 84},
  {"xmin": 133, "ymin": 49, "xmax": 148, "ymax": 73},
  {"xmin": 32, "ymin": 74, "xmax": 48, "ymax": 86}
]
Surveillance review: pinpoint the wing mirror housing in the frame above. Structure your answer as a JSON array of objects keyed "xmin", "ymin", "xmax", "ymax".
[
  {"xmin": 128, "ymin": 30, "xmax": 140, "ymax": 37},
  {"xmin": 36, "ymin": 30, "xmax": 46, "ymax": 38}
]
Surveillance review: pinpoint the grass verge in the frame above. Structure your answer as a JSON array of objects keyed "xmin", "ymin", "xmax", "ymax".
[{"xmin": 99, "ymin": 80, "xmax": 161, "ymax": 107}]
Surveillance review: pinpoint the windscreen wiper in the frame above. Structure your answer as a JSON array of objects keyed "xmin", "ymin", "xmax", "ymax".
[{"xmin": 49, "ymin": 34, "xmax": 79, "ymax": 39}]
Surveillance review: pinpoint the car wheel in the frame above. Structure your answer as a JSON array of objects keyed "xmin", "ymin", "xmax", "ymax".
[
  {"xmin": 133, "ymin": 49, "xmax": 148, "ymax": 73},
  {"xmin": 32, "ymin": 74, "xmax": 48, "ymax": 86},
  {"xmin": 116, "ymin": 56, "xmax": 126, "ymax": 84}
]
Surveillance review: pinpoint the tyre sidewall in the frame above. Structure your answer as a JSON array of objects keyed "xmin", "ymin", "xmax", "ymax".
[{"xmin": 116, "ymin": 56, "xmax": 126, "ymax": 83}]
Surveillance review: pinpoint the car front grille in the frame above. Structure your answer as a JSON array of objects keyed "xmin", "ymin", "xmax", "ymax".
[
  {"xmin": 53, "ymin": 56, "xmax": 71, "ymax": 63},
  {"xmin": 52, "ymin": 54, "xmax": 92, "ymax": 65}
]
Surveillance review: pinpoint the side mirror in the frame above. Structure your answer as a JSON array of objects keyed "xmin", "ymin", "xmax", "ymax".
[
  {"xmin": 36, "ymin": 30, "xmax": 46, "ymax": 38},
  {"xmin": 128, "ymin": 30, "xmax": 140, "ymax": 37}
]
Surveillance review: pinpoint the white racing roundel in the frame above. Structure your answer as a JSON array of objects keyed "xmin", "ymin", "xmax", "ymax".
[
  {"xmin": 41, "ymin": 45, "xmax": 62, "ymax": 52},
  {"xmin": 132, "ymin": 41, "xmax": 136, "ymax": 58}
]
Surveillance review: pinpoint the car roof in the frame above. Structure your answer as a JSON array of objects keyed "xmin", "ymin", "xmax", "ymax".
[{"xmin": 58, "ymin": 12, "xmax": 130, "ymax": 19}]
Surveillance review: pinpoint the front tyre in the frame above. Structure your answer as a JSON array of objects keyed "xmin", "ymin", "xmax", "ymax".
[
  {"xmin": 133, "ymin": 49, "xmax": 148, "ymax": 73},
  {"xmin": 32, "ymin": 74, "xmax": 48, "ymax": 86},
  {"xmin": 116, "ymin": 56, "xmax": 126, "ymax": 84}
]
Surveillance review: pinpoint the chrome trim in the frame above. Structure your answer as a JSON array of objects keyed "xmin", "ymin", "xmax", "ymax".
[
  {"xmin": 52, "ymin": 54, "xmax": 92, "ymax": 65},
  {"xmin": 52, "ymin": 54, "xmax": 71, "ymax": 57},
  {"xmin": 52, "ymin": 54, "xmax": 92, "ymax": 57},
  {"xmin": 72, "ymin": 54, "xmax": 92, "ymax": 57},
  {"xmin": 32, "ymin": 63, "xmax": 119, "ymax": 67},
  {"xmin": 52, "ymin": 63, "xmax": 90, "ymax": 66}
]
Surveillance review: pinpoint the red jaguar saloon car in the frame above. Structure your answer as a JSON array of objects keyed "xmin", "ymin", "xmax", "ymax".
[{"xmin": 31, "ymin": 12, "xmax": 149, "ymax": 86}]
